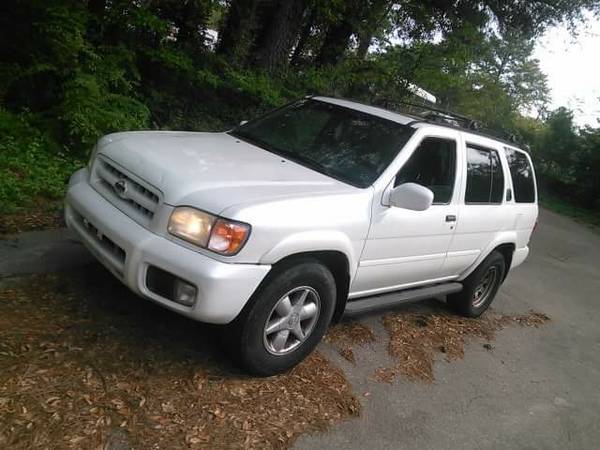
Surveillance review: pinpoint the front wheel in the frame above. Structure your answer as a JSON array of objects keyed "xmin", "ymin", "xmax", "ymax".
[
  {"xmin": 223, "ymin": 260, "xmax": 336, "ymax": 376},
  {"xmin": 447, "ymin": 251, "xmax": 506, "ymax": 317}
]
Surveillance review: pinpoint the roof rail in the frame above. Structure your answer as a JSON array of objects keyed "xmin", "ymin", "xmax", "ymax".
[{"xmin": 375, "ymin": 99, "xmax": 520, "ymax": 145}]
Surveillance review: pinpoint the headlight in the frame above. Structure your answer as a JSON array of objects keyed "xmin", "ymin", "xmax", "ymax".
[
  {"xmin": 167, "ymin": 207, "xmax": 251, "ymax": 256},
  {"xmin": 167, "ymin": 207, "xmax": 214, "ymax": 247}
]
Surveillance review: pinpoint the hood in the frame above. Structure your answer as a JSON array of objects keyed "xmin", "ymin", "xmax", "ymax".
[{"xmin": 96, "ymin": 131, "xmax": 356, "ymax": 214}]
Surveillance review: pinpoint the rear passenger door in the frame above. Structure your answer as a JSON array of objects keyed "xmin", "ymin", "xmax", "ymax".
[{"xmin": 441, "ymin": 138, "xmax": 511, "ymax": 277}]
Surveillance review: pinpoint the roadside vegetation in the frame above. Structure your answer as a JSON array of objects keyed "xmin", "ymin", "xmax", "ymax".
[
  {"xmin": 540, "ymin": 194, "xmax": 600, "ymax": 230},
  {"xmin": 0, "ymin": 1, "xmax": 599, "ymax": 222}
]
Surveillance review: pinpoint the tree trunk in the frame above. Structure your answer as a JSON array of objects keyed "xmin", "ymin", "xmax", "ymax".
[
  {"xmin": 290, "ymin": 6, "xmax": 316, "ymax": 66},
  {"xmin": 356, "ymin": 32, "xmax": 372, "ymax": 59},
  {"xmin": 356, "ymin": 0, "xmax": 390, "ymax": 60},
  {"xmin": 216, "ymin": 0, "xmax": 261, "ymax": 65},
  {"xmin": 316, "ymin": 20, "xmax": 354, "ymax": 66},
  {"xmin": 253, "ymin": 0, "xmax": 308, "ymax": 72},
  {"xmin": 87, "ymin": 0, "xmax": 107, "ymax": 43},
  {"xmin": 88, "ymin": 0, "xmax": 106, "ymax": 17}
]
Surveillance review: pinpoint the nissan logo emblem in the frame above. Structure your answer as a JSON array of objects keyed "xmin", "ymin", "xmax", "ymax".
[{"xmin": 114, "ymin": 179, "xmax": 128, "ymax": 199}]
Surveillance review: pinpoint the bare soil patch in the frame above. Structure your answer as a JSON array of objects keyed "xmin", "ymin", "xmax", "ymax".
[
  {"xmin": 374, "ymin": 307, "xmax": 550, "ymax": 383},
  {"xmin": 0, "ymin": 271, "xmax": 360, "ymax": 449}
]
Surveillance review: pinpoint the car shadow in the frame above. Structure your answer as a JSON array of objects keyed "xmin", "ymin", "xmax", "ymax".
[
  {"xmin": 65, "ymin": 263, "xmax": 459, "ymax": 379},
  {"xmin": 65, "ymin": 262, "xmax": 246, "ymax": 379},
  {"xmin": 1, "ymin": 263, "xmax": 363, "ymax": 449}
]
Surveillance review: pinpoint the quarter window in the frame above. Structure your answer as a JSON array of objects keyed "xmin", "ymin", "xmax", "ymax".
[
  {"xmin": 505, "ymin": 148, "xmax": 536, "ymax": 203},
  {"xmin": 395, "ymin": 137, "xmax": 456, "ymax": 204},
  {"xmin": 490, "ymin": 150, "xmax": 504, "ymax": 203},
  {"xmin": 465, "ymin": 145, "xmax": 504, "ymax": 204}
]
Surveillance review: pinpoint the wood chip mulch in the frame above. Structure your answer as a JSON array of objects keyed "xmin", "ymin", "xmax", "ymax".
[
  {"xmin": 0, "ymin": 272, "xmax": 360, "ymax": 449},
  {"xmin": 324, "ymin": 322, "xmax": 376, "ymax": 364},
  {"xmin": 374, "ymin": 308, "xmax": 550, "ymax": 384}
]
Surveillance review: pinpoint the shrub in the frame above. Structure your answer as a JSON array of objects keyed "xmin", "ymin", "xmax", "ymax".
[{"xmin": 0, "ymin": 109, "xmax": 81, "ymax": 213}]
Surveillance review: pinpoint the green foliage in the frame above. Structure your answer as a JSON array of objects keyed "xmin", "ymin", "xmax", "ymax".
[
  {"xmin": 384, "ymin": 26, "xmax": 550, "ymax": 131},
  {"xmin": 60, "ymin": 72, "xmax": 150, "ymax": 151},
  {"xmin": 1, "ymin": 1, "xmax": 152, "ymax": 156},
  {"xmin": 521, "ymin": 106, "xmax": 600, "ymax": 210},
  {"xmin": 0, "ymin": 109, "xmax": 82, "ymax": 213},
  {"xmin": 540, "ymin": 194, "xmax": 600, "ymax": 231},
  {"xmin": 0, "ymin": 0, "xmax": 598, "ymax": 217}
]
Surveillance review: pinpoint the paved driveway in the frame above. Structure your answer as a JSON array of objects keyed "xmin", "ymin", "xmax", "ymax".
[
  {"xmin": 2, "ymin": 208, "xmax": 599, "ymax": 449},
  {"xmin": 297, "ymin": 208, "xmax": 600, "ymax": 449}
]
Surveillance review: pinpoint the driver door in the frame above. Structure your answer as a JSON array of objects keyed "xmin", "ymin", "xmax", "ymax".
[{"xmin": 350, "ymin": 131, "xmax": 463, "ymax": 298}]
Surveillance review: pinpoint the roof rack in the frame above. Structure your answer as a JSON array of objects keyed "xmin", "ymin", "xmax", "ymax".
[{"xmin": 375, "ymin": 99, "xmax": 520, "ymax": 145}]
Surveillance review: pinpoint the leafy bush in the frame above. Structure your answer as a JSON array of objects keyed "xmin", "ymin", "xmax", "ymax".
[
  {"xmin": 60, "ymin": 71, "xmax": 150, "ymax": 152},
  {"xmin": 0, "ymin": 109, "xmax": 81, "ymax": 213}
]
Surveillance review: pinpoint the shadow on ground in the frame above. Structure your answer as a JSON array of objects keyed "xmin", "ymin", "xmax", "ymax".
[{"xmin": 0, "ymin": 264, "xmax": 359, "ymax": 449}]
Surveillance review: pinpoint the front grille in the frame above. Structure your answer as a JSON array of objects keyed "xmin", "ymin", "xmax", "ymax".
[
  {"xmin": 74, "ymin": 211, "xmax": 126, "ymax": 275},
  {"xmin": 93, "ymin": 158, "xmax": 161, "ymax": 227}
]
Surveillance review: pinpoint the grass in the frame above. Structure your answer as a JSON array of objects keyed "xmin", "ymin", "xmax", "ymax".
[{"xmin": 539, "ymin": 193, "xmax": 600, "ymax": 231}]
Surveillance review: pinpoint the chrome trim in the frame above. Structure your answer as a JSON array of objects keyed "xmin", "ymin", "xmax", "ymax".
[{"xmin": 92, "ymin": 157, "xmax": 161, "ymax": 228}]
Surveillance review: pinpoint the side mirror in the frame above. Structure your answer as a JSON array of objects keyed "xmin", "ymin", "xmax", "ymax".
[
  {"xmin": 239, "ymin": 120, "xmax": 248, "ymax": 126},
  {"xmin": 389, "ymin": 182, "xmax": 434, "ymax": 211}
]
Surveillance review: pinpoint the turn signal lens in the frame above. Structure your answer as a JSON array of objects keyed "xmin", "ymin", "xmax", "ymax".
[{"xmin": 208, "ymin": 219, "xmax": 251, "ymax": 255}]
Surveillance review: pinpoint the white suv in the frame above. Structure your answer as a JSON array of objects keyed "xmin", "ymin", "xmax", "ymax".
[{"xmin": 65, "ymin": 97, "xmax": 538, "ymax": 375}]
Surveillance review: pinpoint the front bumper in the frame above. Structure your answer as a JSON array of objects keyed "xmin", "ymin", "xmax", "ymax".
[{"xmin": 65, "ymin": 168, "xmax": 270, "ymax": 324}]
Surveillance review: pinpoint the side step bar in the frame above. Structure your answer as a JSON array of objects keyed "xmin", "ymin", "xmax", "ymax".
[{"xmin": 343, "ymin": 282, "xmax": 463, "ymax": 318}]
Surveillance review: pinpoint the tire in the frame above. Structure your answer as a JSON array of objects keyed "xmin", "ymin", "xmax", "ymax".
[
  {"xmin": 222, "ymin": 259, "xmax": 336, "ymax": 376},
  {"xmin": 447, "ymin": 251, "xmax": 506, "ymax": 318}
]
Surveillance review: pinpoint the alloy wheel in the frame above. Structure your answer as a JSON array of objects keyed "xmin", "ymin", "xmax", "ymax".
[{"xmin": 263, "ymin": 286, "xmax": 321, "ymax": 355}]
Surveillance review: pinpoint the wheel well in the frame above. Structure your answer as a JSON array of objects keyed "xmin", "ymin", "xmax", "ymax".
[
  {"xmin": 493, "ymin": 243, "xmax": 515, "ymax": 280},
  {"xmin": 272, "ymin": 251, "xmax": 350, "ymax": 323}
]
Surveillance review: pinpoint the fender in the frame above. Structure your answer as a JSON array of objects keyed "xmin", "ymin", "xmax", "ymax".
[
  {"xmin": 457, "ymin": 231, "xmax": 517, "ymax": 281},
  {"xmin": 259, "ymin": 230, "xmax": 359, "ymax": 281}
]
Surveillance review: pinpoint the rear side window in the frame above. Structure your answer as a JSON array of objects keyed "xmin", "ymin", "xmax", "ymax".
[
  {"xmin": 465, "ymin": 145, "xmax": 504, "ymax": 204},
  {"xmin": 505, "ymin": 148, "xmax": 536, "ymax": 203},
  {"xmin": 395, "ymin": 137, "xmax": 457, "ymax": 204}
]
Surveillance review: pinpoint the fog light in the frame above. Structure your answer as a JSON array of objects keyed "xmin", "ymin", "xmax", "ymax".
[{"xmin": 173, "ymin": 279, "xmax": 197, "ymax": 306}]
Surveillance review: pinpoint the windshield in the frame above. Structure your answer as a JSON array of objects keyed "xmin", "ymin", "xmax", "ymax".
[{"xmin": 229, "ymin": 99, "xmax": 415, "ymax": 187}]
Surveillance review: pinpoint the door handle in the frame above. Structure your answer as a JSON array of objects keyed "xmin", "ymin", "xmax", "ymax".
[{"xmin": 445, "ymin": 215, "xmax": 457, "ymax": 222}]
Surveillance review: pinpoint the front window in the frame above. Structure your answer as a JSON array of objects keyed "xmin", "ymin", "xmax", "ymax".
[
  {"xmin": 229, "ymin": 99, "xmax": 415, "ymax": 187},
  {"xmin": 394, "ymin": 137, "xmax": 457, "ymax": 204}
]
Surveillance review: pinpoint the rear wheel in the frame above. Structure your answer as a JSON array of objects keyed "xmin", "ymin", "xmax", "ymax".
[
  {"xmin": 447, "ymin": 251, "xmax": 506, "ymax": 317},
  {"xmin": 223, "ymin": 260, "xmax": 336, "ymax": 376}
]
